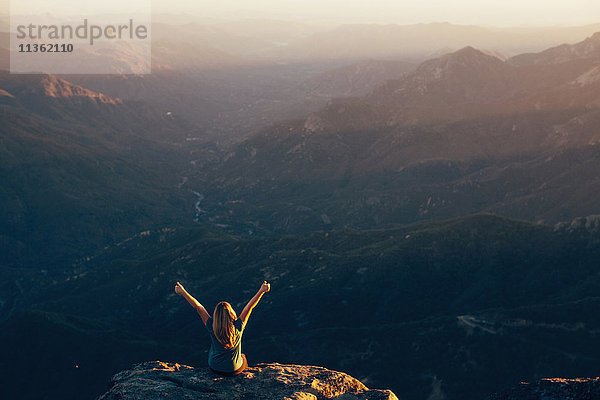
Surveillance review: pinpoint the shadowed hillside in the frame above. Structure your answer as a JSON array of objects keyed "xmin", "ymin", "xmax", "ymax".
[
  {"xmin": 0, "ymin": 71, "xmax": 196, "ymax": 268},
  {"xmin": 1, "ymin": 215, "xmax": 599, "ymax": 400}
]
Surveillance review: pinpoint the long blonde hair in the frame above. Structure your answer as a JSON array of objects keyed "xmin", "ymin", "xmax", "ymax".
[{"xmin": 213, "ymin": 302, "xmax": 238, "ymax": 349}]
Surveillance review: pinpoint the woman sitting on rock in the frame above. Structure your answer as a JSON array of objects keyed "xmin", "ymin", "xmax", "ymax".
[{"xmin": 174, "ymin": 281, "xmax": 270, "ymax": 376}]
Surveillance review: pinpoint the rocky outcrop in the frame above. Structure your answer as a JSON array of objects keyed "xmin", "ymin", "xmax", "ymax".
[
  {"xmin": 97, "ymin": 361, "xmax": 398, "ymax": 400},
  {"xmin": 490, "ymin": 377, "xmax": 600, "ymax": 400}
]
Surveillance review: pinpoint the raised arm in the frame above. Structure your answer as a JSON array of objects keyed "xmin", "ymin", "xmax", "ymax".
[
  {"xmin": 175, "ymin": 282, "xmax": 210, "ymax": 325},
  {"xmin": 239, "ymin": 281, "xmax": 270, "ymax": 325}
]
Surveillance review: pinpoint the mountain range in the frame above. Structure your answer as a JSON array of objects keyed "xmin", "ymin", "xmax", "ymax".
[
  {"xmin": 263, "ymin": 22, "xmax": 600, "ymax": 61},
  {"xmin": 189, "ymin": 33, "xmax": 600, "ymax": 234}
]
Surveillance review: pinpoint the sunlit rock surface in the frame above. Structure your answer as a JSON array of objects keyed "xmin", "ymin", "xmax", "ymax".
[
  {"xmin": 490, "ymin": 377, "xmax": 600, "ymax": 399},
  {"xmin": 97, "ymin": 361, "xmax": 398, "ymax": 400}
]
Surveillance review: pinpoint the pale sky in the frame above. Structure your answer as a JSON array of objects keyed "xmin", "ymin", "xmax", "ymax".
[
  {"xmin": 3, "ymin": 0, "xmax": 600, "ymax": 27},
  {"xmin": 162, "ymin": 0, "xmax": 600, "ymax": 27}
]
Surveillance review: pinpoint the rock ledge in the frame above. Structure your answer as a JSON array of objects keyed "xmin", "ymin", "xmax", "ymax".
[
  {"xmin": 97, "ymin": 361, "xmax": 398, "ymax": 400},
  {"xmin": 490, "ymin": 377, "xmax": 600, "ymax": 399}
]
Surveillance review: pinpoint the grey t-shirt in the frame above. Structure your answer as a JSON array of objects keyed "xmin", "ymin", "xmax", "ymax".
[{"xmin": 205, "ymin": 317, "xmax": 245, "ymax": 372}]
